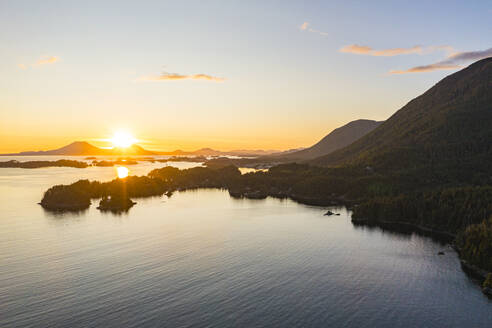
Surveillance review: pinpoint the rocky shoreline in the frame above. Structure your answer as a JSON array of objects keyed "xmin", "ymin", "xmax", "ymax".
[{"xmin": 351, "ymin": 217, "xmax": 456, "ymax": 241}]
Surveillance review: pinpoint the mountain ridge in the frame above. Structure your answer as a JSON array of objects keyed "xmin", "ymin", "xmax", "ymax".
[
  {"xmin": 1, "ymin": 141, "xmax": 156, "ymax": 156},
  {"xmin": 1, "ymin": 141, "xmax": 288, "ymax": 157},
  {"xmin": 310, "ymin": 57, "xmax": 492, "ymax": 173},
  {"xmin": 267, "ymin": 119, "xmax": 383, "ymax": 161}
]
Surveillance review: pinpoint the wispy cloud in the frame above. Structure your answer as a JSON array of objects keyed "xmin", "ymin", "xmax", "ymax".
[
  {"xmin": 17, "ymin": 56, "xmax": 59, "ymax": 70},
  {"xmin": 340, "ymin": 44, "xmax": 457, "ymax": 57},
  {"xmin": 427, "ymin": 45, "xmax": 457, "ymax": 56},
  {"xmin": 389, "ymin": 47, "xmax": 492, "ymax": 74},
  {"xmin": 338, "ymin": 43, "xmax": 491, "ymax": 74},
  {"xmin": 445, "ymin": 47, "xmax": 492, "ymax": 62},
  {"xmin": 389, "ymin": 64, "xmax": 461, "ymax": 74},
  {"xmin": 340, "ymin": 44, "xmax": 424, "ymax": 57},
  {"xmin": 35, "ymin": 56, "xmax": 59, "ymax": 66},
  {"xmin": 139, "ymin": 72, "xmax": 225, "ymax": 82},
  {"xmin": 299, "ymin": 22, "xmax": 328, "ymax": 36}
]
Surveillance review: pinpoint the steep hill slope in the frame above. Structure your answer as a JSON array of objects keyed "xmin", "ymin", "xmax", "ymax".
[
  {"xmin": 310, "ymin": 57, "xmax": 492, "ymax": 176},
  {"xmin": 272, "ymin": 119, "xmax": 383, "ymax": 161}
]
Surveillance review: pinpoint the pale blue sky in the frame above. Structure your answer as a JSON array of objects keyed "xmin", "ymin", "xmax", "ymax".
[{"xmin": 1, "ymin": 0, "xmax": 491, "ymax": 151}]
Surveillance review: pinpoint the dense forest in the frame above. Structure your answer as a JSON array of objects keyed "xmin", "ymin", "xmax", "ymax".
[
  {"xmin": 352, "ymin": 186, "xmax": 492, "ymax": 234},
  {"xmin": 40, "ymin": 165, "xmax": 242, "ymax": 211},
  {"xmin": 457, "ymin": 217, "xmax": 492, "ymax": 272}
]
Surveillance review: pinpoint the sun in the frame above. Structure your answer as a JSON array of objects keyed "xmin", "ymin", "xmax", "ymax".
[
  {"xmin": 116, "ymin": 166, "xmax": 129, "ymax": 179},
  {"xmin": 110, "ymin": 131, "xmax": 137, "ymax": 148}
]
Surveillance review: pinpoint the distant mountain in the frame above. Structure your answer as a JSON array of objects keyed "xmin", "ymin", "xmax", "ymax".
[
  {"xmin": 1, "ymin": 141, "xmax": 156, "ymax": 156},
  {"xmin": 156, "ymin": 148, "xmax": 284, "ymax": 157},
  {"xmin": 310, "ymin": 57, "xmax": 492, "ymax": 173},
  {"xmin": 246, "ymin": 119, "xmax": 383, "ymax": 164},
  {"xmin": 1, "ymin": 142, "xmax": 283, "ymax": 157},
  {"xmin": 230, "ymin": 148, "xmax": 298, "ymax": 156},
  {"xmin": 157, "ymin": 148, "xmax": 221, "ymax": 156},
  {"xmin": 267, "ymin": 119, "xmax": 383, "ymax": 161}
]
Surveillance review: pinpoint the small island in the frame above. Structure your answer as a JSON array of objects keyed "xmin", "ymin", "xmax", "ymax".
[
  {"xmin": 97, "ymin": 193, "xmax": 136, "ymax": 212},
  {"xmin": 92, "ymin": 159, "xmax": 139, "ymax": 166},
  {"xmin": 40, "ymin": 180, "xmax": 92, "ymax": 210},
  {"xmin": 1, "ymin": 159, "xmax": 89, "ymax": 169},
  {"xmin": 156, "ymin": 155, "xmax": 208, "ymax": 163},
  {"xmin": 0, "ymin": 158, "xmax": 144, "ymax": 169}
]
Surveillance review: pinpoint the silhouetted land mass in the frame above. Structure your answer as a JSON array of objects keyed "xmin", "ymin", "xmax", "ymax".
[
  {"xmin": 92, "ymin": 159, "xmax": 139, "ymax": 166},
  {"xmin": 201, "ymin": 120, "xmax": 383, "ymax": 168},
  {"xmin": 97, "ymin": 191, "xmax": 136, "ymax": 212},
  {"xmin": 0, "ymin": 159, "xmax": 142, "ymax": 168},
  {"xmin": 40, "ymin": 58, "xmax": 492, "ymax": 293},
  {"xmin": 154, "ymin": 156, "xmax": 208, "ymax": 163},
  {"xmin": 156, "ymin": 148, "xmax": 291, "ymax": 157},
  {"xmin": 40, "ymin": 180, "xmax": 92, "ymax": 210},
  {"xmin": 0, "ymin": 156, "xmax": 213, "ymax": 170},
  {"xmin": 40, "ymin": 165, "xmax": 242, "ymax": 211},
  {"xmin": 261, "ymin": 119, "xmax": 383, "ymax": 162},
  {"xmin": 1, "ymin": 141, "xmax": 285, "ymax": 157},
  {"xmin": 204, "ymin": 157, "xmax": 269, "ymax": 169},
  {"xmin": 0, "ymin": 159, "xmax": 89, "ymax": 169},
  {"xmin": 1, "ymin": 141, "xmax": 156, "ymax": 156}
]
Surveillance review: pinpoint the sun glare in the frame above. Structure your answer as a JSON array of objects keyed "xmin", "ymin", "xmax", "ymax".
[
  {"xmin": 116, "ymin": 166, "xmax": 129, "ymax": 179},
  {"xmin": 110, "ymin": 131, "xmax": 137, "ymax": 148}
]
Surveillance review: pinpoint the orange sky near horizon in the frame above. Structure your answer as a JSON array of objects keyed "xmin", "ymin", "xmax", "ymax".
[{"xmin": 0, "ymin": 122, "xmax": 341, "ymax": 153}]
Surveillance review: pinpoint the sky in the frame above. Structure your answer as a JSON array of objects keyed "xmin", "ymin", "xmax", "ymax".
[{"xmin": 0, "ymin": 0, "xmax": 491, "ymax": 152}]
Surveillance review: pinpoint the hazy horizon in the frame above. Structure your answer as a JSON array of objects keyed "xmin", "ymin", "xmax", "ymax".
[{"xmin": 0, "ymin": 139, "xmax": 303, "ymax": 154}]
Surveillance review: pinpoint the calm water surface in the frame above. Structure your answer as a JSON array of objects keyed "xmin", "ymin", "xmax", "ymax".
[{"xmin": 0, "ymin": 157, "xmax": 491, "ymax": 327}]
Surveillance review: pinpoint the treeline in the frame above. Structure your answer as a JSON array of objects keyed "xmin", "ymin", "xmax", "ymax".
[
  {"xmin": 39, "ymin": 162, "xmax": 414, "ymax": 211},
  {"xmin": 148, "ymin": 165, "xmax": 241, "ymax": 189},
  {"xmin": 0, "ymin": 159, "xmax": 142, "ymax": 168},
  {"xmin": 40, "ymin": 163, "xmax": 377, "ymax": 211},
  {"xmin": 92, "ymin": 159, "xmax": 138, "ymax": 166},
  {"xmin": 228, "ymin": 164, "xmax": 378, "ymax": 203},
  {"xmin": 0, "ymin": 159, "xmax": 88, "ymax": 169},
  {"xmin": 40, "ymin": 166, "xmax": 242, "ymax": 211},
  {"xmin": 352, "ymin": 186, "xmax": 492, "ymax": 234},
  {"xmin": 456, "ymin": 217, "xmax": 492, "ymax": 273},
  {"xmin": 40, "ymin": 162, "xmax": 492, "ymax": 225}
]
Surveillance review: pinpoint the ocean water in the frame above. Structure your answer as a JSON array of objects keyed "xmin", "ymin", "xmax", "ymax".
[{"xmin": 0, "ymin": 157, "xmax": 491, "ymax": 327}]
